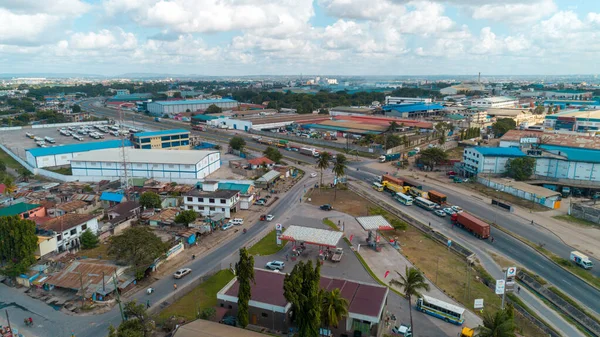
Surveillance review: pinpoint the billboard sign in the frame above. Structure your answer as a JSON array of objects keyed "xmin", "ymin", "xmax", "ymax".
[
  {"xmin": 506, "ymin": 267, "xmax": 517, "ymax": 278},
  {"xmin": 474, "ymin": 299, "xmax": 484, "ymax": 309},
  {"xmin": 275, "ymin": 223, "xmax": 283, "ymax": 231},
  {"xmin": 495, "ymin": 280, "xmax": 506, "ymax": 295}
]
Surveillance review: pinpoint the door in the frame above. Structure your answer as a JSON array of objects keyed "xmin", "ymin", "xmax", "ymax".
[{"xmin": 252, "ymin": 314, "xmax": 257, "ymax": 325}]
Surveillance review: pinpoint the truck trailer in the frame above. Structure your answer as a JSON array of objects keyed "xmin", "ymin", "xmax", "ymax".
[
  {"xmin": 299, "ymin": 147, "xmax": 319, "ymax": 157},
  {"xmin": 381, "ymin": 174, "xmax": 404, "ymax": 186},
  {"xmin": 450, "ymin": 212, "xmax": 490, "ymax": 239},
  {"xmin": 570, "ymin": 251, "xmax": 593, "ymax": 269},
  {"xmin": 428, "ymin": 190, "xmax": 447, "ymax": 204},
  {"xmin": 378, "ymin": 153, "xmax": 401, "ymax": 163}
]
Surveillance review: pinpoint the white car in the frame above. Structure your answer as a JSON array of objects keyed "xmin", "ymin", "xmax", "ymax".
[
  {"xmin": 230, "ymin": 218, "xmax": 244, "ymax": 225},
  {"xmin": 310, "ymin": 172, "xmax": 318, "ymax": 178},
  {"xmin": 266, "ymin": 214, "xmax": 274, "ymax": 221},
  {"xmin": 451, "ymin": 206, "xmax": 463, "ymax": 213},
  {"xmin": 222, "ymin": 223, "xmax": 234, "ymax": 230},
  {"xmin": 434, "ymin": 210, "xmax": 446, "ymax": 217},
  {"xmin": 443, "ymin": 207, "xmax": 456, "ymax": 216},
  {"xmin": 173, "ymin": 268, "xmax": 192, "ymax": 279},
  {"xmin": 265, "ymin": 261, "xmax": 285, "ymax": 271}
]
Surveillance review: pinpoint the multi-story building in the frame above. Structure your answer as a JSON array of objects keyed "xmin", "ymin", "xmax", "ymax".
[
  {"xmin": 37, "ymin": 213, "xmax": 98, "ymax": 252},
  {"xmin": 462, "ymin": 147, "xmax": 526, "ymax": 175},
  {"xmin": 132, "ymin": 129, "xmax": 191, "ymax": 150},
  {"xmin": 183, "ymin": 181, "xmax": 240, "ymax": 218},
  {"xmin": 115, "ymin": 89, "xmax": 130, "ymax": 96},
  {"xmin": 0, "ymin": 202, "xmax": 46, "ymax": 219},
  {"xmin": 470, "ymin": 96, "xmax": 518, "ymax": 109},
  {"xmin": 384, "ymin": 96, "xmax": 432, "ymax": 105}
]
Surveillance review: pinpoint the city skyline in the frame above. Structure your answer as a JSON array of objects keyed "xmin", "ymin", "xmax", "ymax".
[{"xmin": 1, "ymin": 0, "xmax": 600, "ymax": 76}]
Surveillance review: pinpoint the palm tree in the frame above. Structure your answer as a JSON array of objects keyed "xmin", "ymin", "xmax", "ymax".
[
  {"xmin": 390, "ymin": 266, "xmax": 430, "ymax": 335},
  {"xmin": 332, "ymin": 154, "xmax": 347, "ymax": 201},
  {"xmin": 3, "ymin": 176, "xmax": 16, "ymax": 196},
  {"xmin": 475, "ymin": 308, "xmax": 516, "ymax": 337},
  {"xmin": 322, "ymin": 289, "xmax": 349, "ymax": 332},
  {"xmin": 316, "ymin": 152, "xmax": 332, "ymax": 191}
]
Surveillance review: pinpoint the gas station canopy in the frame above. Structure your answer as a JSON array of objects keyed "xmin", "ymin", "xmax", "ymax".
[
  {"xmin": 280, "ymin": 225, "xmax": 344, "ymax": 248},
  {"xmin": 356, "ymin": 215, "xmax": 394, "ymax": 231}
]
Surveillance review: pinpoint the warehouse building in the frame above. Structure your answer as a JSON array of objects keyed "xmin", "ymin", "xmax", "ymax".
[
  {"xmin": 26, "ymin": 140, "xmax": 132, "ymax": 169},
  {"xmin": 382, "ymin": 103, "xmax": 444, "ymax": 118},
  {"xmin": 462, "ymin": 147, "xmax": 526, "ymax": 175},
  {"xmin": 470, "ymin": 96, "xmax": 518, "ymax": 109},
  {"xmin": 71, "ymin": 148, "xmax": 220, "ymax": 180},
  {"xmin": 132, "ymin": 129, "xmax": 190, "ymax": 150},
  {"xmin": 147, "ymin": 99, "xmax": 238, "ymax": 115},
  {"xmin": 544, "ymin": 110, "xmax": 600, "ymax": 132}
]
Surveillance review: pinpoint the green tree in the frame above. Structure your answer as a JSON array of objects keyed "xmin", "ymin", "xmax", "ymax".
[
  {"xmin": 475, "ymin": 308, "xmax": 516, "ymax": 337},
  {"xmin": 316, "ymin": 152, "xmax": 332, "ymax": 190},
  {"xmin": 72, "ymin": 104, "xmax": 82, "ymax": 113},
  {"xmin": 139, "ymin": 192, "xmax": 162, "ymax": 209},
  {"xmin": 390, "ymin": 266, "xmax": 430, "ymax": 336},
  {"xmin": 80, "ymin": 229, "xmax": 99, "ymax": 249},
  {"xmin": 235, "ymin": 247, "xmax": 255, "ymax": 328},
  {"xmin": 491, "ymin": 118, "xmax": 516, "ymax": 137},
  {"xmin": 18, "ymin": 167, "xmax": 33, "ymax": 182},
  {"xmin": 418, "ymin": 147, "xmax": 448, "ymax": 170},
  {"xmin": 263, "ymin": 146, "xmax": 283, "ymax": 163},
  {"xmin": 284, "ymin": 260, "xmax": 322, "ymax": 337},
  {"xmin": 318, "ymin": 108, "xmax": 329, "ymax": 114},
  {"xmin": 0, "ymin": 161, "xmax": 6, "ymax": 172},
  {"xmin": 321, "ymin": 288, "xmax": 349, "ymax": 331},
  {"xmin": 198, "ymin": 307, "xmax": 216, "ymax": 320},
  {"xmin": 173, "ymin": 92, "xmax": 182, "ymax": 99},
  {"xmin": 0, "ymin": 216, "xmax": 37, "ymax": 277},
  {"xmin": 205, "ymin": 104, "xmax": 223, "ymax": 114},
  {"xmin": 332, "ymin": 154, "xmax": 348, "ymax": 201},
  {"xmin": 3, "ymin": 177, "xmax": 16, "ymax": 196},
  {"xmin": 108, "ymin": 227, "xmax": 168, "ymax": 279},
  {"xmin": 108, "ymin": 300, "xmax": 154, "ymax": 337},
  {"xmin": 83, "ymin": 185, "xmax": 94, "ymax": 193},
  {"xmin": 229, "ymin": 136, "xmax": 246, "ymax": 151},
  {"xmin": 505, "ymin": 157, "xmax": 536, "ymax": 181},
  {"xmin": 174, "ymin": 210, "xmax": 197, "ymax": 225},
  {"xmin": 533, "ymin": 106, "xmax": 545, "ymax": 114}
]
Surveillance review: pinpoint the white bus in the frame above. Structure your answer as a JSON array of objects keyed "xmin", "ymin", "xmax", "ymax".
[
  {"xmin": 394, "ymin": 192, "xmax": 413, "ymax": 206},
  {"xmin": 372, "ymin": 182, "xmax": 384, "ymax": 192},
  {"xmin": 417, "ymin": 295, "xmax": 465, "ymax": 325},
  {"xmin": 414, "ymin": 197, "xmax": 436, "ymax": 210}
]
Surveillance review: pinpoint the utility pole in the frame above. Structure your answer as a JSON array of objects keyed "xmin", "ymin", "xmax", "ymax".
[
  {"xmin": 118, "ymin": 105, "xmax": 129, "ymax": 201},
  {"xmin": 5, "ymin": 310, "xmax": 12, "ymax": 333},
  {"xmin": 113, "ymin": 272, "xmax": 125, "ymax": 322},
  {"xmin": 79, "ymin": 272, "xmax": 85, "ymax": 308},
  {"xmin": 102, "ymin": 271, "xmax": 106, "ymax": 293},
  {"xmin": 501, "ymin": 269, "xmax": 507, "ymax": 310}
]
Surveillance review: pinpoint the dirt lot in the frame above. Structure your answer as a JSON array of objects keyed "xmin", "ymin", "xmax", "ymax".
[{"xmin": 306, "ymin": 187, "xmax": 377, "ymax": 217}]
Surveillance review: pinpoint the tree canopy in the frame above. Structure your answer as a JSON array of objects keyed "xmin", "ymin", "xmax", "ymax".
[
  {"xmin": 263, "ymin": 146, "xmax": 283, "ymax": 163},
  {"xmin": 475, "ymin": 308, "xmax": 516, "ymax": 337},
  {"xmin": 72, "ymin": 104, "xmax": 82, "ymax": 113},
  {"xmin": 0, "ymin": 216, "xmax": 38, "ymax": 277},
  {"xmin": 205, "ymin": 104, "xmax": 223, "ymax": 114},
  {"xmin": 108, "ymin": 300, "xmax": 155, "ymax": 337},
  {"xmin": 284, "ymin": 260, "xmax": 322, "ymax": 337},
  {"xmin": 418, "ymin": 147, "xmax": 448, "ymax": 170},
  {"xmin": 80, "ymin": 229, "xmax": 99, "ymax": 250},
  {"xmin": 139, "ymin": 192, "xmax": 162, "ymax": 209},
  {"xmin": 492, "ymin": 118, "xmax": 517, "ymax": 137},
  {"xmin": 505, "ymin": 157, "xmax": 536, "ymax": 181},
  {"xmin": 321, "ymin": 288, "xmax": 349, "ymax": 330},
  {"xmin": 391, "ymin": 266, "xmax": 430, "ymax": 336},
  {"xmin": 108, "ymin": 227, "xmax": 169, "ymax": 279},
  {"xmin": 229, "ymin": 136, "xmax": 246, "ymax": 151},
  {"xmin": 175, "ymin": 210, "xmax": 197, "ymax": 225},
  {"xmin": 235, "ymin": 247, "xmax": 255, "ymax": 328}
]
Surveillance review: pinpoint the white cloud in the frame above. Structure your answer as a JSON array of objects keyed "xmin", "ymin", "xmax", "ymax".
[
  {"xmin": 69, "ymin": 30, "xmax": 117, "ymax": 50},
  {"xmin": 0, "ymin": 9, "xmax": 61, "ymax": 45},
  {"xmin": 470, "ymin": 0, "xmax": 557, "ymax": 23},
  {"xmin": 318, "ymin": 0, "xmax": 397, "ymax": 20},
  {"xmin": 1, "ymin": 0, "xmax": 90, "ymax": 16}
]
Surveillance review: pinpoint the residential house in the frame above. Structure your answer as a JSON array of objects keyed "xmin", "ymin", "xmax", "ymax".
[
  {"xmin": 103, "ymin": 201, "xmax": 141, "ymax": 235},
  {"xmin": 217, "ymin": 269, "xmax": 389, "ymax": 337},
  {"xmin": 100, "ymin": 191, "xmax": 127, "ymax": 208},
  {"xmin": 35, "ymin": 235, "xmax": 58, "ymax": 258},
  {"xmin": 36, "ymin": 213, "xmax": 98, "ymax": 252},
  {"xmin": 0, "ymin": 202, "xmax": 45, "ymax": 219},
  {"xmin": 183, "ymin": 182, "xmax": 240, "ymax": 218},
  {"xmin": 246, "ymin": 156, "xmax": 275, "ymax": 170},
  {"xmin": 148, "ymin": 208, "xmax": 179, "ymax": 227},
  {"xmin": 47, "ymin": 200, "xmax": 96, "ymax": 217}
]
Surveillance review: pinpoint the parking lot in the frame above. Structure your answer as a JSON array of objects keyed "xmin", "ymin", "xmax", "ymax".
[{"xmin": 0, "ymin": 123, "xmax": 131, "ymax": 161}]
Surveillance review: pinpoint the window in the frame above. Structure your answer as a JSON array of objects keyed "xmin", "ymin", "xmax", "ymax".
[
  {"xmin": 171, "ymin": 134, "xmax": 180, "ymax": 140},
  {"xmin": 161, "ymin": 136, "xmax": 171, "ymax": 141},
  {"xmin": 142, "ymin": 145, "xmax": 151, "ymax": 149},
  {"xmin": 209, "ymin": 207, "xmax": 215, "ymax": 211},
  {"xmin": 188, "ymin": 206, "xmax": 193, "ymax": 210},
  {"xmin": 70, "ymin": 229, "xmax": 77, "ymax": 235},
  {"xmin": 57, "ymin": 234, "xmax": 62, "ymax": 241},
  {"xmin": 261, "ymin": 313, "xmax": 268, "ymax": 318},
  {"xmin": 220, "ymin": 199, "xmax": 226, "ymax": 204},
  {"xmin": 172, "ymin": 141, "xmax": 181, "ymax": 147},
  {"xmin": 198, "ymin": 198, "xmax": 204, "ymax": 202},
  {"xmin": 82, "ymin": 224, "xmax": 87, "ymax": 230},
  {"xmin": 141, "ymin": 138, "xmax": 150, "ymax": 143},
  {"xmin": 209, "ymin": 198, "xmax": 215, "ymax": 203},
  {"xmin": 187, "ymin": 197, "xmax": 193, "ymax": 202},
  {"xmin": 228, "ymin": 305, "xmax": 233, "ymax": 309}
]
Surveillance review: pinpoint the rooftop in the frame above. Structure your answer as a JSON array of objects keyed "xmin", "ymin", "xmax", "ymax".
[
  {"xmin": 100, "ymin": 191, "xmax": 125, "ymax": 202},
  {"xmin": 473, "ymin": 96, "xmax": 517, "ymax": 103},
  {"xmin": 186, "ymin": 189, "xmax": 240, "ymax": 199},
  {"xmin": 72, "ymin": 148, "xmax": 218, "ymax": 165},
  {"xmin": 108, "ymin": 201, "xmax": 140, "ymax": 216},
  {"xmin": 174, "ymin": 319, "xmax": 270, "ymax": 337},
  {"xmin": 540, "ymin": 145, "xmax": 600, "ymax": 164},
  {"xmin": 149, "ymin": 99, "xmax": 237, "ymax": 106},
  {"xmin": 247, "ymin": 156, "xmax": 274, "ymax": 166},
  {"xmin": 256, "ymin": 170, "xmax": 282, "ymax": 183},
  {"xmin": 501, "ymin": 129, "xmax": 600, "ymax": 150},
  {"xmin": 384, "ymin": 103, "xmax": 444, "ymax": 113},
  {"xmin": 191, "ymin": 114, "xmax": 220, "ymax": 121},
  {"xmin": 55, "ymin": 200, "xmax": 88, "ymax": 212},
  {"xmin": 148, "ymin": 208, "xmax": 179, "ymax": 224},
  {"xmin": 43, "ymin": 260, "xmax": 117, "ymax": 292},
  {"xmin": 487, "ymin": 177, "xmax": 561, "ymax": 199},
  {"xmin": 26, "ymin": 140, "xmax": 132, "ymax": 157},
  {"xmin": 355, "ymin": 215, "xmax": 394, "ymax": 231},
  {"xmin": 134, "ymin": 129, "xmax": 189, "ymax": 138},
  {"xmin": 37, "ymin": 213, "xmax": 96, "ymax": 232},
  {"xmin": 330, "ymin": 106, "xmax": 375, "ymax": 114},
  {"xmin": 0, "ymin": 202, "xmax": 42, "ymax": 217},
  {"xmin": 472, "ymin": 147, "xmax": 526, "ymax": 157},
  {"xmin": 546, "ymin": 109, "xmax": 600, "ymax": 119},
  {"xmin": 218, "ymin": 182, "xmax": 252, "ymax": 194},
  {"xmin": 280, "ymin": 225, "xmax": 343, "ymax": 247}
]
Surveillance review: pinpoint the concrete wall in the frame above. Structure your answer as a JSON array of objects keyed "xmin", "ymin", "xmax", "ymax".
[
  {"xmin": 477, "ymin": 177, "xmax": 560, "ymax": 209},
  {"xmin": 570, "ymin": 202, "xmax": 600, "ymax": 225}
]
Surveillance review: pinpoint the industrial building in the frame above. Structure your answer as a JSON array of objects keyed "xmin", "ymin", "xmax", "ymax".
[
  {"xmin": 462, "ymin": 147, "xmax": 526, "ymax": 175},
  {"xmin": 132, "ymin": 129, "xmax": 190, "ymax": 150},
  {"xmin": 147, "ymin": 99, "xmax": 238, "ymax": 115},
  {"xmin": 470, "ymin": 96, "xmax": 519, "ymax": 108},
  {"xmin": 71, "ymin": 148, "xmax": 220, "ymax": 180},
  {"xmin": 543, "ymin": 110, "xmax": 600, "ymax": 132},
  {"xmin": 478, "ymin": 177, "xmax": 561, "ymax": 209},
  {"xmin": 384, "ymin": 96, "xmax": 432, "ymax": 105},
  {"xmin": 439, "ymin": 83, "xmax": 486, "ymax": 95},
  {"xmin": 382, "ymin": 103, "xmax": 444, "ymax": 118},
  {"xmin": 329, "ymin": 106, "xmax": 376, "ymax": 116},
  {"xmin": 26, "ymin": 140, "xmax": 132, "ymax": 169}
]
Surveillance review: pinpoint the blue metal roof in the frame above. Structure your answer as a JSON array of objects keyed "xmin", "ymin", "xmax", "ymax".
[
  {"xmin": 27, "ymin": 140, "xmax": 132, "ymax": 157},
  {"xmin": 473, "ymin": 147, "xmax": 526, "ymax": 157},
  {"xmin": 383, "ymin": 103, "xmax": 444, "ymax": 113},
  {"xmin": 540, "ymin": 145, "xmax": 600, "ymax": 163},
  {"xmin": 100, "ymin": 192, "xmax": 125, "ymax": 202},
  {"xmin": 134, "ymin": 129, "xmax": 189, "ymax": 138},
  {"xmin": 150, "ymin": 99, "xmax": 237, "ymax": 106}
]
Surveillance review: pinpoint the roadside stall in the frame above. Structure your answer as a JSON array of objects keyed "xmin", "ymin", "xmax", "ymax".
[
  {"xmin": 355, "ymin": 216, "xmax": 394, "ymax": 252},
  {"xmin": 279, "ymin": 225, "xmax": 344, "ymax": 263}
]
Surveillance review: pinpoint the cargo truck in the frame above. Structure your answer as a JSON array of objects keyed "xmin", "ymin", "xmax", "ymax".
[
  {"xmin": 570, "ymin": 251, "xmax": 593, "ymax": 269},
  {"xmin": 381, "ymin": 174, "xmax": 404, "ymax": 186},
  {"xmin": 428, "ymin": 190, "xmax": 447, "ymax": 204},
  {"xmin": 450, "ymin": 212, "xmax": 490, "ymax": 239},
  {"xmin": 299, "ymin": 147, "xmax": 320, "ymax": 157},
  {"xmin": 408, "ymin": 187, "xmax": 428, "ymax": 199},
  {"xmin": 400, "ymin": 177, "xmax": 422, "ymax": 190},
  {"xmin": 382, "ymin": 181, "xmax": 409, "ymax": 194},
  {"xmin": 378, "ymin": 153, "xmax": 401, "ymax": 163}
]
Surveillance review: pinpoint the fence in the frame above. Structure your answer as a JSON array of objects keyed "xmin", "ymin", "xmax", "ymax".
[
  {"xmin": 31, "ymin": 121, "xmax": 108, "ymax": 129},
  {"xmin": 570, "ymin": 202, "xmax": 600, "ymax": 225}
]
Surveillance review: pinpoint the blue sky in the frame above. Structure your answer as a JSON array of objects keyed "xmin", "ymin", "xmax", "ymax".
[{"xmin": 1, "ymin": 0, "xmax": 599, "ymax": 76}]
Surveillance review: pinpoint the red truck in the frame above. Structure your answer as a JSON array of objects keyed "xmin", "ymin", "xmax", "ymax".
[
  {"xmin": 450, "ymin": 212, "xmax": 490, "ymax": 239},
  {"xmin": 382, "ymin": 174, "xmax": 403, "ymax": 186}
]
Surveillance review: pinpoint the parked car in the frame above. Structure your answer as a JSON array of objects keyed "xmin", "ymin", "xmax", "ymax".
[
  {"xmin": 446, "ymin": 171, "xmax": 457, "ymax": 176},
  {"xmin": 265, "ymin": 261, "xmax": 285, "ymax": 271},
  {"xmin": 320, "ymin": 204, "xmax": 333, "ymax": 211},
  {"xmin": 443, "ymin": 207, "xmax": 456, "ymax": 215},
  {"xmin": 173, "ymin": 268, "xmax": 192, "ymax": 279},
  {"xmin": 222, "ymin": 223, "xmax": 234, "ymax": 230},
  {"xmin": 434, "ymin": 210, "xmax": 446, "ymax": 217},
  {"xmin": 256, "ymin": 199, "xmax": 266, "ymax": 206},
  {"xmin": 266, "ymin": 214, "xmax": 274, "ymax": 221},
  {"xmin": 310, "ymin": 172, "xmax": 317, "ymax": 178},
  {"xmin": 451, "ymin": 206, "xmax": 463, "ymax": 213},
  {"xmin": 392, "ymin": 324, "xmax": 412, "ymax": 337},
  {"xmin": 230, "ymin": 218, "xmax": 244, "ymax": 225}
]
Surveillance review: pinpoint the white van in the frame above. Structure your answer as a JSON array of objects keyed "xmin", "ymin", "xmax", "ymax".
[
  {"xmin": 73, "ymin": 134, "xmax": 84, "ymax": 141},
  {"xmin": 229, "ymin": 218, "xmax": 244, "ymax": 225}
]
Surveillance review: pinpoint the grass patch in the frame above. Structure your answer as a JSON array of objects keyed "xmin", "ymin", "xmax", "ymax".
[
  {"xmin": 553, "ymin": 214, "xmax": 599, "ymax": 228},
  {"xmin": 76, "ymin": 242, "xmax": 110, "ymax": 260},
  {"xmin": 307, "ymin": 188, "xmax": 378, "ymax": 217},
  {"xmin": 47, "ymin": 166, "xmax": 72, "ymax": 175},
  {"xmin": 323, "ymin": 218, "xmax": 340, "ymax": 231},
  {"xmin": 0, "ymin": 147, "xmax": 25, "ymax": 171},
  {"xmin": 158, "ymin": 269, "xmax": 235, "ymax": 321},
  {"xmin": 247, "ymin": 230, "xmax": 284, "ymax": 256}
]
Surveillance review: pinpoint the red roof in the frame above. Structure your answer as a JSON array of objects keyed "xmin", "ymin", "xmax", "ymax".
[
  {"xmin": 247, "ymin": 157, "xmax": 274, "ymax": 166},
  {"xmin": 0, "ymin": 184, "xmax": 5, "ymax": 194}
]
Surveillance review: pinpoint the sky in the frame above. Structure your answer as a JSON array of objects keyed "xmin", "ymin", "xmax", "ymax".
[{"xmin": 1, "ymin": 0, "xmax": 599, "ymax": 76}]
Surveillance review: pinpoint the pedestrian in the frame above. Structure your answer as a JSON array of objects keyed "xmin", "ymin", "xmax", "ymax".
[
  {"xmin": 491, "ymin": 236, "xmax": 495, "ymax": 243},
  {"xmin": 173, "ymin": 283, "xmax": 177, "ymax": 291},
  {"xmin": 285, "ymin": 253, "xmax": 289, "ymax": 261},
  {"xmin": 146, "ymin": 300, "xmax": 150, "ymax": 308},
  {"xmin": 531, "ymin": 220, "xmax": 534, "ymax": 225},
  {"xmin": 517, "ymin": 286, "xmax": 521, "ymax": 294},
  {"xmin": 429, "ymin": 222, "xmax": 431, "ymax": 228}
]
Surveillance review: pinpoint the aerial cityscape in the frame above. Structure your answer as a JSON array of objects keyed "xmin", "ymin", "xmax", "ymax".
[{"xmin": 1, "ymin": 1, "xmax": 600, "ymax": 337}]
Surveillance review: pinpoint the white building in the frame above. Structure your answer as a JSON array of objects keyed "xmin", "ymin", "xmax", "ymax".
[
  {"xmin": 385, "ymin": 96, "xmax": 432, "ymax": 105},
  {"xmin": 462, "ymin": 147, "xmax": 527, "ymax": 175},
  {"xmin": 147, "ymin": 99, "xmax": 238, "ymax": 115},
  {"xmin": 26, "ymin": 139, "xmax": 132, "ymax": 169},
  {"xmin": 115, "ymin": 89, "xmax": 130, "ymax": 96},
  {"xmin": 71, "ymin": 149, "xmax": 221, "ymax": 180},
  {"xmin": 183, "ymin": 181, "xmax": 240, "ymax": 218},
  {"xmin": 470, "ymin": 96, "xmax": 518, "ymax": 109},
  {"xmin": 38, "ymin": 214, "xmax": 99, "ymax": 252}
]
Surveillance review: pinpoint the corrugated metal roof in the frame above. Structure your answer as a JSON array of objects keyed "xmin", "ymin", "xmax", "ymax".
[
  {"xmin": 472, "ymin": 147, "xmax": 526, "ymax": 157},
  {"xmin": 72, "ymin": 148, "xmax": 217, "ymax": 165},
  {"xmin": 279, "ymin": 225, "xmax": 343, "ymax": 247},
  {"xmin": 150, "ymin": 99, "xmax": 237, "ymax": 106},
  {"xmin": 27, "ymin": 140, "xmax": 132, "ymax": 157},
  {"xmin": 256, "ymin": 170, "xmax": 281, "ymax": 183},
  {"xmin": 383, "ymin": 103, "xmax": 444, "ymax": 113},
  {"xmin": 192, "ymin": 114, "xmax": 220, "ymax": 121},
  {"xmin": 100, "ymin": 192, "xmax": 124, "ymax": 202},
  {"xmin": 541, "ymin": 145, "xmax": 600, "ymax": 163},
  {"xmin": 355, "ymin": 215, "xmax": 393, "ymax": 231},
  {"xmin": 134, "ymin": 129, "xmax": 189, "ymax": 138}
]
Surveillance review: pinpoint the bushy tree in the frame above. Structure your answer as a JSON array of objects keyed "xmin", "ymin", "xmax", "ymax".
[
  {"xmin": 205, "ymin": 104, "xmax": 222, "ymax": 114},
  {"xmin": 418, "ymin": 147, "xmax": 448, "ymax": 170},
  {"xmin": 72, "ymin": 104, "xmax": 82, "ymax": 113},
  {"xmin": 108, "ymin": 227, "xmax": 169, "ymax": 279},
  {"xmin": 0, "ymin": 161, "xmax": 6, "ymax": 172},
  {"xmin": 139, "ymin": 192, "xmax": 162, "ymax": 209},
  {"xmin": 0, "ymin": 216, "xmax": 38, "ymax": 277},
  {"xmin": 235, "ymin": 247, "xmax": 255, "ymax": 328},
  {"xmin": 175, "ymin": 210, "xmax": 197, "ymax": 225},
  {"xmin": 108, "ymin": 300, "xmax": 154, "ymax": 337},
  {"xmin": 492, "ymin": 118, "xmax": 516, "ymax": 137},
  {"xmin": 263, "ymin": 146, "xmax": 283, "ymax": 163},
  {"xmin": 505, "ymin": 157, "xmax": 536, "ymax": 181},
  {"xmin": 475, "ymin": 308, "xmax": 516, "ymax": 337},
  {"xmin": 284, "ymin": 260, "xmax": 322, "ymax": 337},
  {"xmin": 229, "ymin": 136, "xmax": 246, "ymax": 151},
  {"xmin": 80, "ymin": 229, "xmax": 99, "ymax": 249}
]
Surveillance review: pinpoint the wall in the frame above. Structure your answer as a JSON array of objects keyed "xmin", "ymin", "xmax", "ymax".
[
  {"xmin": 31, "ymin": 121, "xmax": 108, "ymax": 129},
  {"xmin": 477, "ymin": 177, "xmax": 559, "ymax": 209},
  {"xmin": 36, "ymin": 236, "xmax": 58, "ymax": 258},
  {"xmin": 570, "ymin": 202, "xmax": 600, "ymax": 225},
  {"xmin": 535, "ymin": 158, "xmax": 600, "ymax": 182}
]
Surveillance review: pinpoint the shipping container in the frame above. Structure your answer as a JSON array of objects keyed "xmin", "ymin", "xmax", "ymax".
[
  {"xmin": 428, "ymin": 190, "xmax": 447, "ymax": 204},
  {"xmin": 451, "ymin": 212, "xmax": 490, "ymax": 239}
]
